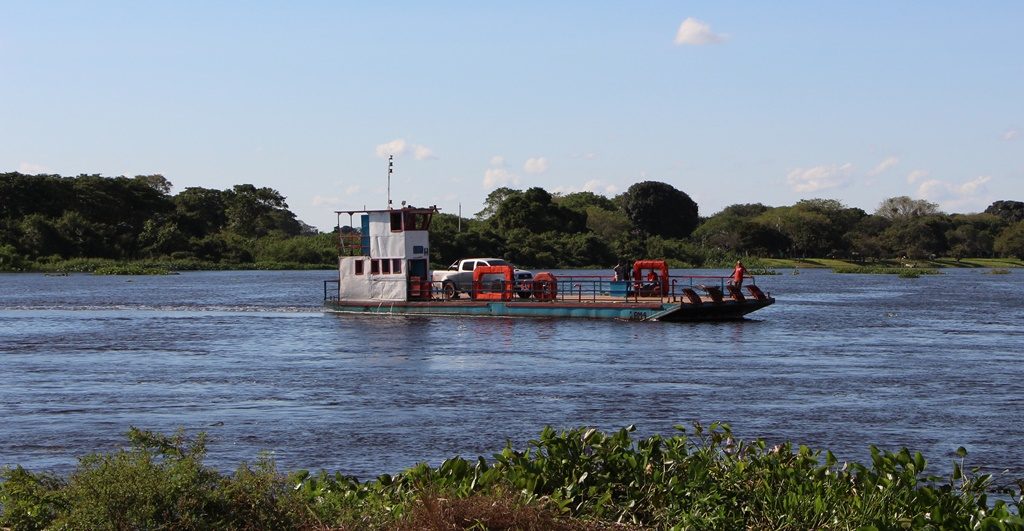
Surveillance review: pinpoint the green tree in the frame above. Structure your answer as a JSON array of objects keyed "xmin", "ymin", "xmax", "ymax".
[
  {"xmin": 138, "ymin": 218, "xmax": 189, "ymax": 257},
  {"xmin": 755, "ymin": 207, "xmax": 832, "ymax": 257},
  {"xmin": 994, "ymin": 221, "xmax": 1024, "ymax": 259},
  {"xmin": 718, "ymin": 203, "xmax": 770, "ymax": 218},
  {"xmin": 738, "ymin": 222, "xmax": 791, "ymax": 257},
  {"xmin": 984, "ymin": 200, "xmax": 1024, "ymax": 223},
  {"xmin": 692, "ymin": 214, "xmax": 745, "ymax": 251},
  {"xmin": 174, "ymin": 187, "xmax": 229, "ymax": 237},
  {"xmin": 224, "ymin": 185, "xmax": 299, "ymax": 237},
  {"xmin": 792, "ymin": 199, "xmax": 865, "ymax": 257},
  {"xmin": 17, "ymin": 214, "xmax": 64, "ymax": 258},
  {"xmin": 53, "ymin": 211, "xmax": 108, "ymax": 258},
  {"xmin": 554, "ymin": 191, "xmax": 617, "ymax": 213},
  {"xmin": 880, "ymin": 215, "xmax": 952, "ymax": 259},
  {"xmin": 945, "ymin": 213, "xmax": 1003, "ymax": 259},
  {"xmin": 644, "ymin": 235, "xmax": 705, "ymax": 266},
  {"xmin": 0, "ymin": 243, "xmax": 27, "ymax": 270},
  {"xmin": 585, "ymin": 207, "xmax": 631, "ymax": 243},
  {"xmin": 845, "ymin": 215, "xmax": 892, "ymax": 261},
  {"xmin": 875, "ymin": 196, "xmax": 941, "ymax": 220},
  {"xmin": 493, "ymin": 188, "xmax": 586, "ymax": 234},
  {"xmin": 621, "ymin": 181, "xmax": 699, "ymax": 238},
  {"xmin": 133, "ymin": 174, "xmax": 173, "ymax": 194},
  {"xmin": 693, "ymin": 204, "xmax": 789, "ymax": 257},
  {"xmin": 475, "ymin": 187, "xmax": 519, "ymax": 219}
]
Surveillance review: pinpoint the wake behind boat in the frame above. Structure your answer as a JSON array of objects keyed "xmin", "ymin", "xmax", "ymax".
[{"xmin": 322, "ymin": 205, "xmax": 774, "ymax": 322}]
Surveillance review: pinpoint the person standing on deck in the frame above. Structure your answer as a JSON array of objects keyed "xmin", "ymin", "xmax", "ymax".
[
  {"xmin": 612, "ymin": 262, "xmax": 624, "ymax": 282},
  {"xmin": 731, "ymin": 260, "xmax": 748, "ymax": 288}
]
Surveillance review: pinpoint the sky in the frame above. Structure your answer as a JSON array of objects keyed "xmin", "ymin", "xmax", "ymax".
[{"xmin": 2, "ymin": 1, "xmax": 1022, "ymax": 230}]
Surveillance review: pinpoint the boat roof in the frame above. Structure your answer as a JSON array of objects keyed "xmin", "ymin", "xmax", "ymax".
[{"xmin": 334, "ymin": 205, "xmax": 439, "ymax": 216}]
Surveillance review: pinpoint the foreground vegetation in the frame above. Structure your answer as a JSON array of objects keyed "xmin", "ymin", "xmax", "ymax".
[{"xmin": 2, "ymin": 425, "xmax": 1021, "ymax": 530}]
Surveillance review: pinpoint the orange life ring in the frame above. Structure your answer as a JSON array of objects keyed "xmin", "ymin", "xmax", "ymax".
[{"xmin": 532, "ymin": 272, "xmax": 558, "ymax": 301}]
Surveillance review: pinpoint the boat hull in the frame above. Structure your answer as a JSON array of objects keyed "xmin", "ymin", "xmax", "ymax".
[{"xmin": 324, "ymin": 297, "xmax": 774, "ymax": 322}]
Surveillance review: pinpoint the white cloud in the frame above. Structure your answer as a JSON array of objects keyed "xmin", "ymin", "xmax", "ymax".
[
  {"xmin": 1003, "ymin": 128, "xmax": 1019, "ymax": 141},
  {"xmin": 312, "ymin": 184, "xmax": 362, "ymax": 208},
  {"xmin": 552, "ymin": 179, "xmax": 619, "ymax": 196},
  {"xmin": 483, "ymin": 168, "xmax": 520, "ymax": 189},
  {"xmin": 786, "ymin": 163, "xmax": 854, "ymax": 193},
  {"xmin": 524, "ymin": 157, "xmax": 549, "ymax": 174},
  {"xmin": 906, "ymin": 169, "xmax": 929, "ymax": 184},
  {"xmin": 674, "ymin": 17, "xmax": 727, "ymax": 46},
  {"xmin": 570, "ymin": 152, "xmax": 599, "ymax": 160},
  {"xmin": 489, "ymin": 155, "xmax": 506, "ymax": 166},
  {"xmin": 413, "ymin": 144, "xmax": 435, "ymax": 160},
  {"xmin": 917, "ymin": 175, "xmax": 991, "ymax": 211},
  {"xmin": 375, "ymin": 138, "xmax": 407, "ymax": 158},
  {"xmin": 583, "ymin": 179, "xmax": 619, "ymax": 195},
  {"xmin": 311, "ymin": 195, "xmax": 342, "ymax": 207},
  {"xmin": 19, "ymin": 162, "xmax": 49, "ymax": 174},
  {"xmin": 868, "ymin": 156, "xmax": 899, "ymax": 176},
  {"xmin": 375, "ymin": 138, "xmax": 435, "ymax": 160}
]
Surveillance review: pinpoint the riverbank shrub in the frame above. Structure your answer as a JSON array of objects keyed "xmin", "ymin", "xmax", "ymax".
[{"xmin": 2, "ymin": 424, "xmax": 1022, "ymax": 529}]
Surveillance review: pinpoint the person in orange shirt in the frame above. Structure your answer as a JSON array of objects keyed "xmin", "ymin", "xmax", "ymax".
[
  {"xmin": 732, "ymin": 260, "xmax": 747, "ymax": 288},
  {"xmin": 644, "ymin": 269, "xmax": 661, "ymax": 294}
]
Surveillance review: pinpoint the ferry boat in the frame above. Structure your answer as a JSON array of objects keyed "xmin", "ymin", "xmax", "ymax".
[{"xmin": 323, "ymin": 206, "xmax": 774, "ymax": 322}]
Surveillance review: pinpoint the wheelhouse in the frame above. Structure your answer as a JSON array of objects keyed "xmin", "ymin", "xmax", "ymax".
[{"xmin": 334, "ymin": 206, "xmax": 437, "ymax": 302}]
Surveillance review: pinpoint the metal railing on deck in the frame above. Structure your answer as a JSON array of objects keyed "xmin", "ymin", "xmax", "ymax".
[
  {"xmin": 323, "ymin": 275, "xmax": 759, "ymax": 303},
  {"xmin": 323, "ymin": 279, "xmax": 339, "ymax": 301},
  {"xmin": 338, "ymin": 234, "xmax": 368, "ymax": 257},
  {"xmin": 544, "ymin": 274, "xmax": 757, "ymax": 303},
  {"xmin": 404, "ymin": 275, "xmax": 757, "ymax": 303}
]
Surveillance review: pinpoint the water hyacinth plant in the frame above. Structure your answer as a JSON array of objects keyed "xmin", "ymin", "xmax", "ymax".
[{"xmin": 1, "ymin": 424, "xmax": 1022, "ymax": 530}]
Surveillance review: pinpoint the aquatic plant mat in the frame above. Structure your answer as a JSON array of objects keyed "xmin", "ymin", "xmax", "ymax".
[
  {"xmin": 832, "ymin": 266, "xmax": 941, "ymax": 275},
  {"xmin": 2, "ymin": 425, "xmax": 1022, "ymax": 530}
]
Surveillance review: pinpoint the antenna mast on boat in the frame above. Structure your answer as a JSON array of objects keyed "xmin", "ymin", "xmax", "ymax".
[{"xmin": 387, "ymin": 155, "xmax": 393, "ymax": 210}]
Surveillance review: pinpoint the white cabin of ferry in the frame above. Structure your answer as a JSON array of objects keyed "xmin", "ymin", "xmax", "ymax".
[{"xmin": 335, "ymin": 206, "xmax": 437, "ymax": 302}]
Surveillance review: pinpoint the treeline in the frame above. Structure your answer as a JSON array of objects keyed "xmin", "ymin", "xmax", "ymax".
[
  {"xmin": 426, "ymin": 184, "xmax": 1024, "ymax": 268},
  {"xmin": 4, "ymin": 172, "xmax": 1024, "ymax": 271},
  {"xmin": 0, "ymin": 172, "xmax": 336, "ymax": 270}
]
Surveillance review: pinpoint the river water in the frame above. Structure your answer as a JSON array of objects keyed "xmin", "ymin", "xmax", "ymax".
[{"xmin": 1, "ymin": 268, "xmax": 1021, "ymax": 482}]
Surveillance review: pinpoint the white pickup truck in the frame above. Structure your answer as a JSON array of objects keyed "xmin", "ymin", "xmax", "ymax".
[{"xmin": 432, "ymin": 258, "xmax": 534, "ymax": 299}]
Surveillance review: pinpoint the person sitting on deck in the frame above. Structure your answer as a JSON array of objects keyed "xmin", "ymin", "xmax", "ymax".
[{"xmin": 643, "ymin": 270, "xmax": 661, "ymax": 293}]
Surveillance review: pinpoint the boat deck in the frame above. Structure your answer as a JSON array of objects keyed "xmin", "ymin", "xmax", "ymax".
[{"xmin": 323, "ymin": 273, "xmax": 774, "ymax": 322}]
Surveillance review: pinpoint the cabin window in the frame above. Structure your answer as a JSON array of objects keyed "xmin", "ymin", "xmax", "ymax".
[
  {"xmin": 354, "ymin": 260, "xmax": 364, "ymax": 275},
  {"xmin": 381, "ymin": 259, "xmax": 391, "ymax": 274},
  {"xmin": 392, "ymin": 259, "xmax": 402, "ymax": 274},
  {"xmin": 371, "ymin": 259, "xmax": 380, "ymax": 274},
  {"xmin": 390, "ymin": 212, "xmax": 403, "ymax": 231},
  {"xmin": 461, "ymin": 261, "xmax": 475, "ymax": 272}
]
